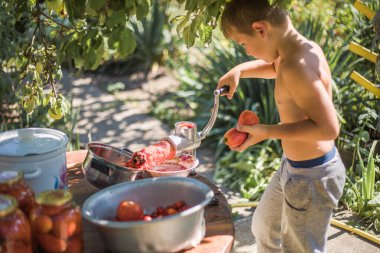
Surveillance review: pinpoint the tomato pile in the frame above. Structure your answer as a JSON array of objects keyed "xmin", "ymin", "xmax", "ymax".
[{"xmin": 115, "ymin": 200, "xmax": 191, "ymax": 222}]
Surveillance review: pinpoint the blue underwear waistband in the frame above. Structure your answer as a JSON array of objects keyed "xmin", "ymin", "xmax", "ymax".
[{"xmin": 287, "ymin": 147, "xmax": 336, "ymax": 168}]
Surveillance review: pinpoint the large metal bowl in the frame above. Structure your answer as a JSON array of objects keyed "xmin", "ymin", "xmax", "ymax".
[
  {"xmin": 82, "ymin": 177, "xmax": 214, "ymax": 253},
  {"xmin": 82, "ymin": 143, "xmax": 142, "ymax": 188}
]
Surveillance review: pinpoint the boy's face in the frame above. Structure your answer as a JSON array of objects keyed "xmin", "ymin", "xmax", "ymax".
[{"xmin": 228, "ymin": 23, "xmax": 278, "ymax": 63}]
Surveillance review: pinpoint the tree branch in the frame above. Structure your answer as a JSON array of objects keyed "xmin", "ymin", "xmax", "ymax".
[{"xmin": 40, "ymin": 12, "xmax": 73, "ymax": 30}]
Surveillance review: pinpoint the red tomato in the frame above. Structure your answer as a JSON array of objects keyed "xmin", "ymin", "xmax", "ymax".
[
  {"xmin": 116, "ymin": 201, "xmax": 143, "ymax": 221},
  {"xmin": 174, "ymin": 201, "xmax": 186, "ymax": 210},
  {"xmin": 156, "ymin": 207, "xmax": 165, "ymax": 216},
  {"xmin": 165, "ymin": 208, "xmax": 177, "ymax": 215},
  {"xmin": 143, "ymin": 215, "xmax": 152, "ymax": 221}
]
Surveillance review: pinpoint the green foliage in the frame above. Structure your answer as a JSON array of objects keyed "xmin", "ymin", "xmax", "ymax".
[
  {"xmin": 215, "ymin": 144, "xmax": 281, "ymax": 199},
  {"xmin": 342, "ymin": 139, "xmax": 380, "ymax": 232},
  {"xmin": 97, "ymin": 0, "xmax": 178, "ymax": 77},
  {"xmin": 1, "ymin": 0, "xmax": 151, "ymax": 122},
  {"xmin": 335, "ymin": 0, "xmax": 379, "ymax": 152},
  {"xmin": 171, "ymin": 0, "xmax": 310, "ymax": 48}
]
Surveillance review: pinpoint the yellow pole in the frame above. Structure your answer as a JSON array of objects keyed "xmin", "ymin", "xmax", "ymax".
[
  {"xmin": 330, "ymin": 219, "xmax": 380, "ymax": 246},
  {"xmin": 350, "ymin": 71, "xmax": 380, "ymax": 98},
  {"xmin": 354, "ymin": 1, "xmax": 375, "ymax": 20},
  {"xmin": 230, "ymin": 201, "xmax": 380, "ymax": 246},
  {"xmin": 349, "ymin": 42, "xmax": 378, "ymax": 63}
]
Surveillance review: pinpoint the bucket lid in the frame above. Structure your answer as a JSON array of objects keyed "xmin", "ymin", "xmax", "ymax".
[{"xmin": 0, "ymin": 128, "xmax": 68, "ymax": 156}]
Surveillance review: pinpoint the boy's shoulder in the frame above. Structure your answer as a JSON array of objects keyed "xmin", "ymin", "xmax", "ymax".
[{"xmin": 280, "ymin": 40, "xmax": 324, "ymax": 77}]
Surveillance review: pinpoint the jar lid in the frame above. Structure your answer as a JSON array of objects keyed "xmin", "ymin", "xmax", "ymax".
[
  {"xmin": 37, "ymin": 190, "xmax": 73, "ymax": 207},
  {"xmin": 0, "ymin": 128, "xmax": 68, "ymax": 156},
  {"xmin": 0, "ymin": 171, "xmax": 22, "ymax": 185},
  {"xmin": 0, "ymin": 194, "xmax": 17, "ymax": 217}
]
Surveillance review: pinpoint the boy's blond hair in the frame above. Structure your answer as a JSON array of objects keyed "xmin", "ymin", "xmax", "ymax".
[{"xmin": 221, "ymin": 0, "xmax": 288, "ymax": 38}]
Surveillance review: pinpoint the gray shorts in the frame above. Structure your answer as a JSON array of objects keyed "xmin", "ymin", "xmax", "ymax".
[{"xmin": 251, "ymin": 147, "xmax": 346, "ymax": 253}]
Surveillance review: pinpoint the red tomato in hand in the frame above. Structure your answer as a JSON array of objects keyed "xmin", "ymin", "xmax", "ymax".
[{"xmin": 116, "ymin": 201, "xmax": 143, "ymax": 221}]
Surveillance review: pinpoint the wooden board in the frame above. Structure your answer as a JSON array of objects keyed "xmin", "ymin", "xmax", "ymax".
[{"xmin": 67, "ymin": 151, "xmax": 235, "ymax": 253}]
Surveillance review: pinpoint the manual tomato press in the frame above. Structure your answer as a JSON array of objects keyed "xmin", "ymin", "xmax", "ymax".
[{"xmin": 164, "ymin": 86, "xmax": 230, "ymax": 158}]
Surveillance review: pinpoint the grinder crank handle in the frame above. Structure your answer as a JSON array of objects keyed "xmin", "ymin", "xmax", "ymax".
[
  {"xmin": 214, "ymin": 85, "xmax": 230, "ymax": 96},
  {"xmin": 199, "ymin": 85, "xmax": 230, "ymax": 140}
]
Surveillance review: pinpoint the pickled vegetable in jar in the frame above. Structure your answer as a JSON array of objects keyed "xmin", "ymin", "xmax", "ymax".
[
  {"xmin": 30, "ymin": 190, "xmax": 83, "ymax": 253},
  {"xmin": 0, "ymin": 171, "xmax": 37, "ymax": 216},
  {"xmin": 0, "ymin": 194, "xmax": 33, "ymax": 253}
]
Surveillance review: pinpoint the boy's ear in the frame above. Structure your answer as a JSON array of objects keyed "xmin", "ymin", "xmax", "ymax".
[{"xmin": 251, "ymin": 21, "xmax": 267, "ymax": 37}]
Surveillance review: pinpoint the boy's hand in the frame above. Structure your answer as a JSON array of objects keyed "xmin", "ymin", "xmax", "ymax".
[
  {"xmin": 230, "ymin": 124, "xmax": 268, "ymax": 152},
  {"xmin": 217, "ymin": 67, "xmax": 241, "ymax": 99}
]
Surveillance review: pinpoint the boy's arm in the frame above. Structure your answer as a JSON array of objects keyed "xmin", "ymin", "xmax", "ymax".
[
  {"xmin": 217, "ymin": 60, "xmax": 276, "ymax": 99},
  {"xmin": 237, "ymin": 60, "xmax": 277, "ymax": 79},
  {"xmin": 233, "ymin": 61, "xmax": 339, "ymax": 150}
]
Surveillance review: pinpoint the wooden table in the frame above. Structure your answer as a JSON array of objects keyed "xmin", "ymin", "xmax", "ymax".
[{"xmin": 66, "ymin": 151, "xmax": 235, "ymax": 253}]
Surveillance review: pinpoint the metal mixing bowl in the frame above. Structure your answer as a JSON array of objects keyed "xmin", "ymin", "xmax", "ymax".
[
  {"xmin": 82, "ymin": 177, "xmax": 214, "ymax": 253},
  {"xmin": 82, "ymin": 143, "xmax": 142, "ymax": 188}
]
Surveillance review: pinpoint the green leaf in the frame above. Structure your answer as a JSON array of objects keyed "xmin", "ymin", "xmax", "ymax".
[
  {"xmin": 366, "ymin": 141, "xmax": 378, "ymax": 201},
  {"xmin": 106, "ymin": 9, "xmax": 127, "ymax": 27},
  {"xmin": 23, "ymin": 97, "xmax": 35, "ymax": 115},
  {"xmin": 183, "ymin": 25, "xmax": 195, "ymax": 48},
  {"xmin": 88, "ymin": 0, "xmax": 106, "ymax": 11},
  {"xmin": 45, "ymin": 0, "xmax": 63, "ymax": 13},
  {"xmin": 176, "ymin": 16, "xmax": 189, "ymax": 35},
  {"xmin": 70, "ymin": 0, "xmax": 87, "ymax": 19},
  {"xmin": 199, "ymin": 23, "xmax": 212, "ymax": 45},
  {"xmin": 84, "ymin": 49, "xmax": 98, "ymax": 70},
  {"xmin": 185, "ymin": 0, "xmax": 197, "ymax": 11},
  {"xmin": 48, "ymin": 107, "xmax": 63, "ymax": 120},
  {"xmin": 73, "ymin": 57, "xmax": 84, "ymax": 69},
  {"xmin": 33, "ymin": 71, "xmax": 42, "ymax": 86},
  {"xmin": 65, "ymin": 40, "xmax": 80, "ymax": 58},
  {"xmin": 43, "ymin": 93, "xmax": 51, "ymax": 107},
  {"xmin": 276, "ymin": 0, "xmax": 293, "ymax": 9},
  {"xmin": 136, "ymin": 0, "xmax": 149, "ymax": 20},
  {"xmin": 6, "ymin": 58, "xmax": 15, "ymax": 69},
  {"xmin": 108, "ymin": 28, "xmax": 121, "ymax": 50},
  {"xmin": 124, "ymin": 0, "xmax": 135, "ymax": 8},
  {"xmin": 170, "ymin": 15, "xmax": 186, "ymax": 24},
  {"xmin": 128, "ymin": 4, "xmax": 137, "ymax": 16},
  {"xmin": 119, "ymin": 28, "xmax": 137, "ymax": 57}
]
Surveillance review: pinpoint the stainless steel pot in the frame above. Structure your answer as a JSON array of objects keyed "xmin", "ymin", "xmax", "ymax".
[
  {"xmin": 82, "ymin": 177, "xmax": 214, "ymax": 253},
  {"xmin": 82, "ymin": 143, "xmax": 142, "ymax": 188}
]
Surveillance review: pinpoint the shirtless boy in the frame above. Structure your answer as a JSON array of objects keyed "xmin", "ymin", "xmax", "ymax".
[{"xmin": 217, "ymin": 0, "xmax": 346, "ymax": 252}]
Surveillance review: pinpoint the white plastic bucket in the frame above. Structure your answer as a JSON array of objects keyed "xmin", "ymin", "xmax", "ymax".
[{"xmin": 0, "ymin": 128, "xmax": 68, "ymax": 194}]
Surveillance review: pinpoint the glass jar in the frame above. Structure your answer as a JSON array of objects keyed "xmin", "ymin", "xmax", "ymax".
[
  {"xmin": 30, "ymin": 190, "xmax": 83, "ymax": 253},
  {"xmin": 0, "ymin": 194, "xmax": 33, "ymax": 253},
  {"xmin": 0, "ymin": 171, "xmax": 37, "ymax": 216}
]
